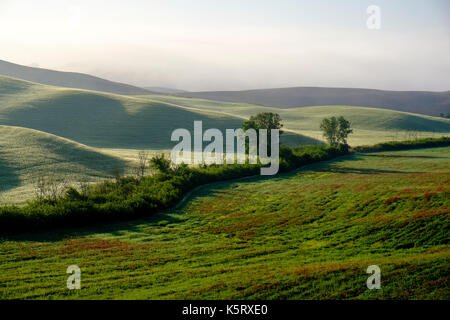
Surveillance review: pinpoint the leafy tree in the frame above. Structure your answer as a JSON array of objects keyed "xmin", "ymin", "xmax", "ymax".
[
  {"xmin": 242, "ymin": 112, "xmax": 283, "ymax": 152},
  {"xmin": 243, "ymin": 112, "xmax": 283, "ymax": 132},
  {"xmin": 336, "ymin": 116, "xmax": 353, "ymax": 145},
  {"xmin": 320, "ymin": 116, "xmax": 353, "ymax": 146},
  {"xmin": 320, "ymin": 117, "xmax": 339, "ymax": 146}
]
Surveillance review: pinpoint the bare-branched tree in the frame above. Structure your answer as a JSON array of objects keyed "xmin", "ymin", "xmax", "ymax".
[
  {"xmin": 135, "ymin": 150, "xmax": 149, "ymax": 179},
  {"xmin": 34, "ymin": 175, "xmax": 68, "ymax": 201}
]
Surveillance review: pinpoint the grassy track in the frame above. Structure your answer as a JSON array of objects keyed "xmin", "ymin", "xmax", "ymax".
[{"xmin": 1, "ymin": 147, "xmax": 448, "ymax": 299}]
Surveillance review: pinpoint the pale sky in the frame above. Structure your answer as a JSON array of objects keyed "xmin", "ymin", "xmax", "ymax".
[{"xmin": 0, "ymin": 0, "xmax": 449, "ymax": 91}]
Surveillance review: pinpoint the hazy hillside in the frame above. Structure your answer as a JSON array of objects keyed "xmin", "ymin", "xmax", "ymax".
[
  {"xmin": 0, "ymin": 76, "xmax": 310, "ymax": 149},
  {"xmin": 143, "ymin": 86, "xmax": 188, "ymax": 94},
  {"xmin": 144, "ymin": 95, "xmax": 450, "ymax": 146},
  {"xmin": 0, "ymin": 125, "xmax": 131, "ymax": 204},
  {"xmin": 176, "ymin": 87, "xmax": 450, "ymax": 117},
  {"xmin": 0, "ymin": 59, "xmax": 153, "ymax": 95}
]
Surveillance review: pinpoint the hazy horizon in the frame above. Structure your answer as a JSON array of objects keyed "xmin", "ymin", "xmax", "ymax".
[{"xmin": 0, "ymin": 0, "xmax": 449, "ymax": 91}]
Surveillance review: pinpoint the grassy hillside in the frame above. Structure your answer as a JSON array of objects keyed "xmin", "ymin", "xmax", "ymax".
[
  {"xmin": 0, "ymin": 147, "xmax": 448, "ymax": 299},
  {"xmin": 141, "ymin": 95, "xmax": 450, "ymax": 146},
  {"xmin": 0, "ymin": 125, "xmax": 132, "ymax": 204},
  {"xmin": 176, "ymin": 86, "xmax": 450, "ymax": 116},
  {"xmin": 0, "ymin": 59, "xmax": 153, "ymax": 95},
  {"xmin": 0, "ymin": 76, "xmax": 310, "ymax": 149}
]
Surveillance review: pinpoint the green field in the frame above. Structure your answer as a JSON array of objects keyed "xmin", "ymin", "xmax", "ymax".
[
  {"xmin": 1, "ymin": 147, "xmax": 448, "ymax": 299},
  {"xmin": 144, "ymin": 95, "xmax": 450, "ymax": 146},
  {"xmin": 0, "ymin": 125, "xmax": 134, "ymax": 204}
]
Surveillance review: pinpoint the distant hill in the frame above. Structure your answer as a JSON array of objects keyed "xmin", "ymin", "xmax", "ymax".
[
  {"xmin": 0, "ymin": 76, "xmax": 309, "ymax": 149},
  {"xmin": 176, "ymin": 87, "xmax": 450, "ymax": 117},
  {"xmin": 0, "ymin": 59, "xmax": 154, "ymax": 95},
  {"xmin": 143, "ymin": 86, "xmax": 188, "ymax": 94}
]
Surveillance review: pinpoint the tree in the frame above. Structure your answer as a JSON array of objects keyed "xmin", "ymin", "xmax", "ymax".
[
  {"xmin": 336, "ymin": 116, "xmax": 353, "ymax": 145},
  {"xmin": 135, "ymin": 150, "xmax": 149, "ymax": 179},
  {"xmin": 320, "ymin": 116, "xmax": 353, "ymax": 146},
  {"xmin": 34, "ymin": 175, "xmax": 67, "ymax": 201},
  {"xmin": 243, "ymin": 112, "xmax": 283, "ymax": 133},
  {"xmin": 320, "ymin": 117, "xmax": 339, "ymax": 146},
  {"xmin": 242, "ymin": 112, "xmax": 283, "ymax": 152}
]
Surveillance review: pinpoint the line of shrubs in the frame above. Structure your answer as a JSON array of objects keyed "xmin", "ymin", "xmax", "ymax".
[
  {"xmin": 352, "ymin": 136, "xmax": 450, "ymax": 152},
  {"xmin": 0, "ymin": 144, "xmax": 349, "ymax": 234}
]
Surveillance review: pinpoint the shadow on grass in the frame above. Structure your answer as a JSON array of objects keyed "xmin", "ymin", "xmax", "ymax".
[
  {"xmin": 1, "ymin": 209, "xmax": 186, "ymax": 243},
  {"xmin": 0, "ymin": 153, "xmax": 21, "ymax": 193}
]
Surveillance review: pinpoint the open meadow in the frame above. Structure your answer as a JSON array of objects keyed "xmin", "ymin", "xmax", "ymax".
[{"xmin": 1, "ymin": 147, "xmax": 448, "ymax": 299}]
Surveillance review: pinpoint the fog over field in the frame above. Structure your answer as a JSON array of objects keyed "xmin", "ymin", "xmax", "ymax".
[{"xmin": 0, "ymin": 0, "xmax": 449, "ymax": 91}]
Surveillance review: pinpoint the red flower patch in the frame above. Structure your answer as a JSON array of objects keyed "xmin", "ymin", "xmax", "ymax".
[{"xmin": 384, "ymin": 196, "xmax": 402, "ymax": 204}]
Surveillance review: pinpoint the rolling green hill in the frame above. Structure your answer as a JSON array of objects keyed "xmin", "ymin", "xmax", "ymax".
[
  {"xmin": 144, "ymin": 95, "xmax": 450, "ymax": 146},
  {"xmin": 0, "ymin": 125, "xmax": 132, "ymax": 204},
  {"xmin": 1, "ymin": 147, "xmax": 448, "ymax": 299},
  {"xmin": 0, "ymin": 76, "xmax": 310, "ymax": 149}
]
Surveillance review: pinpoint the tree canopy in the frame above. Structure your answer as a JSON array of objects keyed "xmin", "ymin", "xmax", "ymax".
[
  {"xmin": 320, "ymin": 116, "xmax": 353, "ymax": 146},
  {"xmin": 242, "ymin": 112, "xmax": 283, "ymax": 132}
]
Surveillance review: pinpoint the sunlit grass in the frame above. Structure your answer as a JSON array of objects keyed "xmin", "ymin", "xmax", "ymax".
[{"xmin": 0, "ymin": 125, "xmax": 134, "ymax": 204}]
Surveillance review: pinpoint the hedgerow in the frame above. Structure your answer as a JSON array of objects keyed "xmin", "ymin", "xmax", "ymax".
[{"xmin": 352, "ymin": 136, "xmax": 450, "ymax": 152}]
